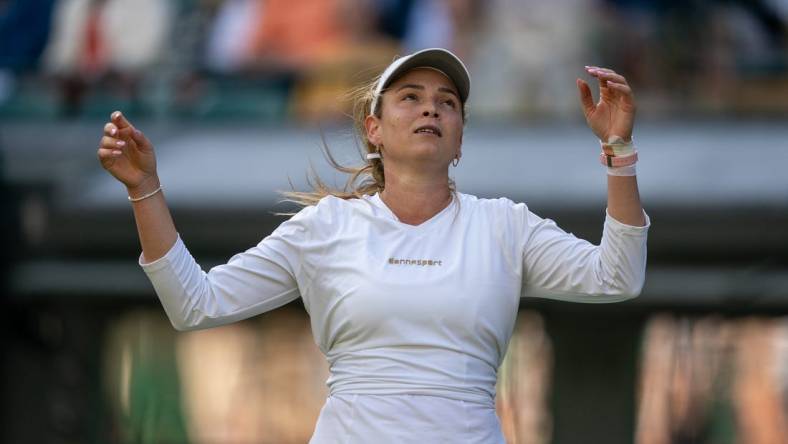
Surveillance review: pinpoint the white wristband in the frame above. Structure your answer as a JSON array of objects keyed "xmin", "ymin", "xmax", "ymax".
[{"xmin": 607, "ymin": 164, "xmax": 637, "ymax": 176}]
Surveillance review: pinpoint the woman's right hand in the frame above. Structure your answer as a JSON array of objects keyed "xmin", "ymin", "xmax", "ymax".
[{"xmin": 97, "ymin": 111, "xmax": 159, "ymax": 193}]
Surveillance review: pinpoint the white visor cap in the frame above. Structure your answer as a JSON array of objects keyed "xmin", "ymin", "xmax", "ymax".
[{"xmin": 370, "ymin": 48, "xmax": 471, "ymax": 115}]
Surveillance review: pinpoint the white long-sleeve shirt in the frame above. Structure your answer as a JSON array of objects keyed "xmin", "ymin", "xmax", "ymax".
[{"xmin": 140, "ymin": 192, "xmax": 649, "ymax": 443}]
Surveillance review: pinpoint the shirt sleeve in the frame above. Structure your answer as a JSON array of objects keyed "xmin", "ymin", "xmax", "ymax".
[
  {"xmin": 139, "ymin": 205, "xmax": 316, "ymax": 331},
  {"xmin": 520, "ymin": 207, "xmax": 650, "ymax": 303}
]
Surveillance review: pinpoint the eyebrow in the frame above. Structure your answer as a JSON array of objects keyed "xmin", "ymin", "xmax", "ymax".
[{"xmin": 394, "ymin": 84, "xmax": 459, "ymax": 99}]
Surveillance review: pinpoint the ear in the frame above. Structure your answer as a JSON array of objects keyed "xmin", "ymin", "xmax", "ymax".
[{"xmin": 365, "ymin": 114, "xmax": 382, "ymax": 147}]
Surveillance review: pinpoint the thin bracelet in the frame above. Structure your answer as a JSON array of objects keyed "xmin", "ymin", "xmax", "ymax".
[{"xmin": 128, "ymin": 186, "xmax": 163, "ymax": 202}]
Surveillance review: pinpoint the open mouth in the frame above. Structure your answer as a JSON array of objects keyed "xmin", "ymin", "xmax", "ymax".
[{"xmin": 414, "ymin": 125, "xmax": 442, "ymax": 137}]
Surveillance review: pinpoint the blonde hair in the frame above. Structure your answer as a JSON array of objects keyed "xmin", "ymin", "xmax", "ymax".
[{"xmin": 279, "ymin": 69, "xmax": 467, "ymax": 209}]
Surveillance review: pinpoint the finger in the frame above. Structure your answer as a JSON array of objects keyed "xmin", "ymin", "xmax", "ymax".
[
  {"xmin": 586, "ymin": 66, "xmax": 616, "ymax": 74},
  {"xmin": 584, "ymin": 66, "xmax": 607, "ymax": 77},
  {"xmin": 111, "ymin": 113, "xmax": 150, "ymax": 150},
  {"xmin": 606, "ymin": 82, "xmax": 636, "ymax": 108},
  {"xmin": 116, "ymin": 126, "xmax": 136, "ymax": 141},
  {"xmin": 111, "ymin": 110, "xmax": 135, "ymax": 130},
  {"xmin": 104, "ymin": 122, "xmax": 118, "ymax": 137},
  {"xmin": 592, "ymin": 70, "xmax": 628, "ymax": 85},
  {"xmin": 97, "ymin": 147, "xmax": 123, "ymax": 168},
  {"xmin": 576, "ymin": 78, "xmax": 595, "ymax": 117},
  {"xmin": 101, "ymin": 135, "xmax": 127, "ymax": 150},
  {"xmin": 585, "ymin": 67, "xmax": 623, "ymax": 90},
  {"xmin": 586, "ymin": 68, "xmax": 609, "ymax": 89},
  {"xmin": 606, "ymin": 81, "xmax": 632, "ymax": 94},
  {"xmin": 113, "ymin": 126, "xmax": 144, "ymax": 152},
  {"xmin": 97, "ymin": 147, "xmax": 123, "ymax": 160}
]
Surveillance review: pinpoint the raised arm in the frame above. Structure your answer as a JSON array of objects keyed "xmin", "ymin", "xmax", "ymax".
[
  {"xmin": 97, "ymin": 111, "xmax": 176, "ymax": 262},
  {"xmin": 577, "ymin": 66, "xmax": 646, "ymax": 227},
  {"xmin": 521, "ymin": 69, "xmax": 649, "ymax": 302},
  {"xmin": 97, "ymin": 111, "xmax": 310, "ymax": 331}
]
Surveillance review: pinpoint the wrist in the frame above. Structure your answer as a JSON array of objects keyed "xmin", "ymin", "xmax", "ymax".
[
  {"xmin": 607, "ymin": 163, "xmax": 637, "ymax": 176},
  {"xmin": 599, "ymin": 137, "xmax": 637, "ymax": 176},
  {"xmin": 127, "ymin": 175, "xmax": 161, "ymax": 198},
  {"xmin": 602, "ymin": 134, "xmax": 632, "ymax": 143},
  {"xmin": 600, "ymin": 136, "xmax": 635, "ymax": 157}
]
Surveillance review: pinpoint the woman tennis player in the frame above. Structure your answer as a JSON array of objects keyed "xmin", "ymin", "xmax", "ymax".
[{"xmin": 97, "ymin": 48, "xmax": 648, "ymax": 443}]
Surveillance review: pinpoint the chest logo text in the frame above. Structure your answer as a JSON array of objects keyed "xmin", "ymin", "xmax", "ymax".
[{"xmin": 388, "ymin": 258, "xmax": 443, "ymax": 267}]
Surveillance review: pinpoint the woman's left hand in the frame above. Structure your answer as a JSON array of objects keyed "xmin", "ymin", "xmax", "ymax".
[{"xmin": 576, "ymin": 67, "xmax": 636, "ymax": 141}]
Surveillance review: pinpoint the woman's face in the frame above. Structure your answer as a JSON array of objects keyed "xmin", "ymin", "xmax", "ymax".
[{"xmin": 365, "ymin": 68, "xmax": 463, "ymax": 171}]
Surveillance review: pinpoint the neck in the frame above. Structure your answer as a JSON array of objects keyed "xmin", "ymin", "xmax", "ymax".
[{"xmin": 380, "ymin": 170, "xmax": 452, "ymax": 226}]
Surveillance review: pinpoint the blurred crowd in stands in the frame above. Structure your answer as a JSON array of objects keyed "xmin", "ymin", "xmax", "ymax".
[
  {"xmin": 98, "ymin": 308, "xmax": 788, "ymax": 443},
  {"xmin": 1, "ymin": 0, "xmax": 786, "ymax": 121}
]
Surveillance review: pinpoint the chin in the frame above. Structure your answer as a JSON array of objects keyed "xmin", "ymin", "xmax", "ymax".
[
  {"xmin": 409, "ymin": 141, "xmax": 444, "ymax": 157},
  {"xmin": 410, "ymin": 140, "xmax": 446, "ymax": 156}
]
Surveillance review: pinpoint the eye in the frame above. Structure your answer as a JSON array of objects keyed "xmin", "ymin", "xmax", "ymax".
[
  {"xmin": 442, "ymin": 98, "xmax": 457, "ymax": 108},
  {"xmin": 402, "ymin": 93, "xmax": 418, "ymax": 101}
]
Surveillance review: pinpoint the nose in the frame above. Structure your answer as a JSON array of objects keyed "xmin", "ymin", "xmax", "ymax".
[{"xmin": 422, "ymin": 97, "xmax": 440, "ymax": 118}]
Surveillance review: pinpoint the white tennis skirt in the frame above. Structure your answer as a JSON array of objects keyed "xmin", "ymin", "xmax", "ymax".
[{"xmin": 309, "ymin": 393, "xmax": 506, "ymax": 443}]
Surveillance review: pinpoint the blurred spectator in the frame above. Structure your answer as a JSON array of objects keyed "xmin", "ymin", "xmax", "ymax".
[
  {"xmin": 596, "ymin": 0, "xmax": 788, "ymax": 114},
  {"xmin": 205, "ymin": 0, "xmax": 356, "ymax": 75},
  {"xmin": 732, "ymin": 317, "xmax": 788, "ymax": 444},
  {"xmin": 0, "ymin": 0, "xmax": 56, "ymax": 103},
  {"xmin": 243, "ymin": 0, "xmax": 353, "ymax": 73},
  {"xmin": 402, "ymin": 0, "xmax": 454, "ymax": 52},
  {"xmin": 41, "ymin": 0, "xmax": 174, "ymax": 115},
  {"xmin": 103, "ymin": 310, "xmax": 189, "ymax": 443},
  {"xmin": 204, "ymin": 0, "xmax": 259, "ymax": 74},
  {"xmin": 273, "ymin": 0, "xmax": 400, "ymax": 122},
  {"xmin": 496, "ymin": 311, "xmax": 553, "ymax": 444},
  {"xmin": 401, "ymin": 0, "xmax": 481, "ymax": 61},
  {"xmin": 177, "ymin": 308, "xmax": 328, "ymax": 443},
  {"xmin": 636, "ymin": 314, "xmax": 788, "ymax": 444},
  {"xmin": 201, "ymin": 0, "xmax": 400, "ymax": 122},
  {"xmin": 467, "ymin": 0, "xmax": 595, "ymax": 119}
]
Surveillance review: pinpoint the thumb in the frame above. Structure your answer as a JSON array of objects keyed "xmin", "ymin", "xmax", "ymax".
[{"xmin": 576, "ymin": 78, "xmax": 595, "ymax": 118}]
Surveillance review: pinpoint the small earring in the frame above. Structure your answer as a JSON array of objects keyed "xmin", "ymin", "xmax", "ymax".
[{"xmin": 452, "ymin": 157, "xmax": 460, "ymax": 167}]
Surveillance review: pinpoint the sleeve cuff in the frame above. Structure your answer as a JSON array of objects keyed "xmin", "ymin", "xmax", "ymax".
[
  {"xmin": 604, "ymin": 208, "xmax": 651, "ymax": 234},
  {"xmin": 138, "ymin": 233, "xmax": 184, "ymax": 272}
]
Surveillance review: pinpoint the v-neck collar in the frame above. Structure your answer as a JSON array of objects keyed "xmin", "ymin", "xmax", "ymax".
[{"xmin": 367, "ymin": 192, "xmax": 458, "ymax": 232}]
